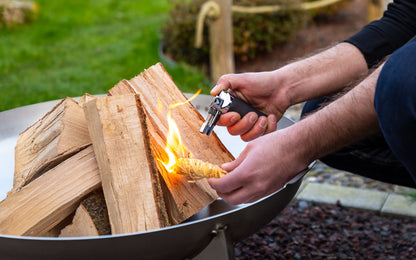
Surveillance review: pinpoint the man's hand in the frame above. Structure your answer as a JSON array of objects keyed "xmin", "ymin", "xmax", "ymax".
[
  {"xmin": 208, "ymin": 127, "xmax": 309, "ymax": 205},
  {"xmin": 211, "ymin": 71, "xmax": 288, "ymax": 141},
  {"xmin": 209, "ymin": 64, "xmax": 381, "ymax": 205}
]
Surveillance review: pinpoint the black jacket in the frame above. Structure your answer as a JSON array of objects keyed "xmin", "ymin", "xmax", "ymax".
[{"xmin": 345, "ymin": 0, "xmax": 416, "ymax": 68}]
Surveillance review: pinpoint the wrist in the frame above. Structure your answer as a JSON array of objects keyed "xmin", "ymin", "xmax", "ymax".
[
  {"xmin": 270, "ymin": 68, "xmax": 296, "ymax": 109},
  {"xmin": 269, "ymin": 126, "xmax": 315, "ymax": 172}
]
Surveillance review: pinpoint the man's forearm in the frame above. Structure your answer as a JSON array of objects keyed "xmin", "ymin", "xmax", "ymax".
[
  {"xmin": 277, "ymin": 42, "xmax": 368, "ymax": 106},
  {"xmin": 287, "ymin": 64, "xmax": 382, "ymax": 164}
]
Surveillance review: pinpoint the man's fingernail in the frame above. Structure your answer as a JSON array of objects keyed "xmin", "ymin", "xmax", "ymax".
[
  {"xmin": 230, "ymin": 114, "xmax": 239, "ymax": 124},
  {"xmin": 270, "ymin": 114, "xmax": 277, "ymax": 125},
  {"xmin": 211, "ymin": 84, "xmax": 222, "ymax": 95},
  {"xmin": 210, "ymin": 86, "xmax": 217, "ymax": 95},
  {"xmin": 259, "ymin": 117, "xmax": 267, "ymax": 128},
  {"xmin": 248, "ymin": 113, "xmax": 257, "ymax": 124}
]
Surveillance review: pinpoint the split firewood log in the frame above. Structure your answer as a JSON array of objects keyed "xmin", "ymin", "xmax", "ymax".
[
  {"xmin": 0, "ymin": 146, "xmax": 100, "ymax": 236},
  {"xmin": 108, "ymin": 63, "xmax": 234, "ymax": 224},
  {"xmin": 59, "ymin": 190, "xmax": 110, "ymax": 237},
  {"xmin": 12, "ymin": 97, "xmax": 91, "ymax": 194},
  {"xmin": 83, "ymin": 94, "xmax": 169, "ymax": 234}
]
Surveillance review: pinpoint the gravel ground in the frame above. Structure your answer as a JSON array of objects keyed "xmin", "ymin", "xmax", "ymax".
[
  {"xmin": 234, "ymin": 200, "xmax": 416, "ymax": 259},
  {"xmin": 306, "ymin": 162, "xmax": 396, "ymax": 193}
]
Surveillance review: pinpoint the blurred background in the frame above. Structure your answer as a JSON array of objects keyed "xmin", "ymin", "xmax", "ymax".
[{"xmin": 0, "ymin": 0, "xmax": 384, "ymax": 112}]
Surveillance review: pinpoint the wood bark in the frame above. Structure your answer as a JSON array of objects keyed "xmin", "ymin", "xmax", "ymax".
[
  {"xmin": 12, "ymin": 97, "xmax": 91, "ymax": 193},
  {"xmin": 0, "ymin": 146, "xmax": 100, "ymax": 236},
  {"xmin": 59, "ymin": 190, "xmax": 110, "ymax": 237},
  {"xmin": 108, "ymin": 63, "xmax": 234, "ymax": 224},
  {"xmin": 84, "ymin": 94, "xmax": 169, "ymax": 234}
]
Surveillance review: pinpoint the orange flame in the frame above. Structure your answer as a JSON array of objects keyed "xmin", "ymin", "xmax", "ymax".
[
  {"xmin": 169, "ymin": 89, "xmax": 201, "ymax": 109},
  {"xmin": 159, "ymin": 111, "xmax": 187, "ymax": 172},
  {"xmin": 158, "ymin": 89, "xmax": 201, "ymax": 173}
]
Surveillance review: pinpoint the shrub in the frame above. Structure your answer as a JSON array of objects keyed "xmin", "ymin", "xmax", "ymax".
[
  {"xmin": 0, "ymin": 1, "xmax": 39, "ymax": 29},
  {"xmin": 304, "ymin": 0, "xmax": 354, "ymax": 22},
  {"xmin": 161, "ymin": 0, "xmax": 308, "ymax": 65}
]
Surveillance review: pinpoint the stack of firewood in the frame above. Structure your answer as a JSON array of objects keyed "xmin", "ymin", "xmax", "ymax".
[{"xmin": 0, "ymin": 63, "xmax": 234, "ymax": 237}]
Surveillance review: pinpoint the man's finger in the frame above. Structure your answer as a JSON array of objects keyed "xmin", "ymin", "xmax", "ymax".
[
  {"xmin": 240, "ymin": 116, "xmax": 267, "ymax": 141},
  {"xmin": 265, "ymin": 114, "xmax": 278, "ymax": 134},
  {"xmin": 211, "ymin": 76, "xmax": 233, "ymax": 96},
  {"xmin": 216, "ymin": 186, "xmax": 258, "ymax": 205},
  {"xmin": 208, "ymin": 172, "xmax": 242, "ymax": 195},
  {"xmin": 216, "ymin": 112, "xmax": 241, "ymax": 127},
  {"xmin": 227, "ymin": 112, "xmax": 258, "ymax": 136}
]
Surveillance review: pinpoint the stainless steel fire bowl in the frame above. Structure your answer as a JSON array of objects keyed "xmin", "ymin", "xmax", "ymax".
[{"xmin": 0, "ymin": 95, "xmax": 311, "ymax": 259}]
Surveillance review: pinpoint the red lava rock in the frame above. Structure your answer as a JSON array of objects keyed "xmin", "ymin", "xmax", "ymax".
[{"xmin": 234, "ymin": 200, "xmax": 416, "ymax": 259}]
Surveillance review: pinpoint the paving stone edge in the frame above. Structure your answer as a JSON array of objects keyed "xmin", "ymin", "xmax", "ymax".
[{"xmin": 295, "ymin": 181, "xmax": 416, "ymax": 218}]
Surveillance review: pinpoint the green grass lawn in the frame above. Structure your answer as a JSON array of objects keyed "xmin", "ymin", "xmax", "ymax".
[{"xmin": 0, "ymin": 0, "xmax": 211, "ymax": 112}]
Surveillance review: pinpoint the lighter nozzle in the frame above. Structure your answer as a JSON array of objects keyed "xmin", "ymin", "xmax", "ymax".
[
  {"xmin": 200, "ymin": 92, "xmax": 227, "ymax": 136},
  {"xmin": 199, "ymin": 113, "xmax": 216, "ymax": 136}
]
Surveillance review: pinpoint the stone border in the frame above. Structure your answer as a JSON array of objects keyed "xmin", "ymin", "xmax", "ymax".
[{"xmin": 295, "ymin": 181, "xmax": 416, "ymax": 218}]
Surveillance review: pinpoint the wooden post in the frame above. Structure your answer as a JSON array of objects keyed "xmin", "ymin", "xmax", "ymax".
[
  {"xmin": 367, "ymin": 0, "xmax": 390, "ymax": 22},
  {"xmin": 209, "ymin": 0, "xmax": 234, "ymax": 82}
]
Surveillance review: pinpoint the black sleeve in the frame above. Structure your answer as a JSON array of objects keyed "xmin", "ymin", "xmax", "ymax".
[{"xmin": 344, "ymin": 0, "xmax": 416, "ymax": 68}]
